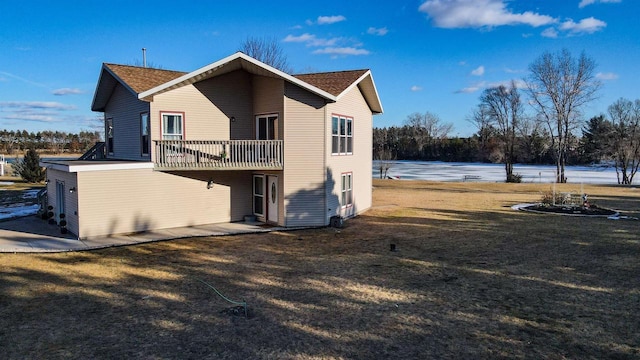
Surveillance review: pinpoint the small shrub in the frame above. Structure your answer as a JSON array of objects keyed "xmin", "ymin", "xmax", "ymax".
[
  {"xmin": 540, "ymin": 189, "xmax": 565, "ymax": 206},
  {"xmin": 506, "ymin": 173, "xmax": 522, "ymax": 183}
]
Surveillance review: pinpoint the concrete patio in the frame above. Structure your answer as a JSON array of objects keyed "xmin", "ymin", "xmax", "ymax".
[{"xmin": 0, "ymin": 215, "xmax": 287, "ymax": 253}]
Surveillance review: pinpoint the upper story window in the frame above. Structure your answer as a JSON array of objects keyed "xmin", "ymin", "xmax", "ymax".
[
  {"xmin": 332, "ymin": 115, "xmax": 353, "ymax": 155},
  {"xmin": 140, "ymin": 113, "xmax": 150, "ymax": 156},
  {"xmin": 256, "ymin": 114, "xmax": 277, "ymax": 140},
  {"xmin": 162, "ymin": 113, "xmax": 184, "ymax": 140}
]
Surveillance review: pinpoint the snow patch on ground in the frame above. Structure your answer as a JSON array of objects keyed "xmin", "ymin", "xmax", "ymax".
[
  {"xmin": 22, "ymin": 189, "xmax": 40, "ymax": 199},
  {"xmin": 0, "ymin": 204, "xmax": 39, "ymax": 220}
]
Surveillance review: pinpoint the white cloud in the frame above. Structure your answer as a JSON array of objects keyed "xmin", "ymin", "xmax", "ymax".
[
  {"xmin": 286, "ymin": 32, "xmax": 369, "ymax": 58},
  {"xmin": 317, "ymin": 15, "xmax": 346, "ymax": 25},
  {"xmin": 284, "ymin": 33, "xmax": 315, "ymax": 43},
  {"xmin": 1, "ymin": 114, "xmax": 59, "ymax": 122},
  {"xmin": 52, "ymin": 88, "xmax": 84, "ymax": 96},
  {"xmin": 418, "ymin": 0, "xmax": 556, "ymax": 29},
  {"xmin": 487, "ymin": 79, "xmax": 527, "ymax": 89},
  {"xmin": 455, "ymin": 78, "xmax": 526, "ymax": 94},
  {"xmin": 541, "ymin": 27, "xmax": 559, "ymax": 38},
  {"xmin": 504, "ymin": 67, "xmax": 523, "ymax": 74},
  {"xmin": 411, "ymin": 85, "xmax": 423, "ymax": 92},
  {"xmin": 578, "ymin": 0, "xmax": 621, "ymax": 9},
  {"xmin": 471, "ymin": 66, "xmax": 485, "ymax": 76},
  {"xmin": 0, "ymin": 101, "xmax": 76, "ymax": 110},
  {"xmin": 0, "ymin": 101, "xmax": 76, "ymax": 123},
  {"xmin": 367, "ymin": 27, "xmax": 389, "ymax": 36},
  {"xmin": 283, "ymin": 33, "xmax": 340, "ymax": 47},
  {"xmin": 596, "ymin": 72, "xmax": 619, "ymax": 80},
  {"xmin": 560, "ymin": 17, "xmax": 606, "ymax": 34},
  {"xmin": 312, "ymin": 47, "xmax": 371, "ymax": 56},
  {"xmin": 455, "ymin": 82, "xmax": 486, "ymax": 94}
]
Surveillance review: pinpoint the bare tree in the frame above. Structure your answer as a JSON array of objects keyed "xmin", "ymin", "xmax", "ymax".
[
  {"xmin": 239, "ymin": 36, "xmax": 292, "ymax": 73},
  {"xmin": 404, "ymin": 111, "xmax": 453, "ymax": 156},
  {"xmin": 608, "ymin": 98, "xmax": 640, "ymax": 184},
  {"xmin": 526, "ymin": 49, "xmax": 601, "ymax": 183},
  {"xmin": 479, "ymin": 81, "xmax": 524, "ymax": 182}
]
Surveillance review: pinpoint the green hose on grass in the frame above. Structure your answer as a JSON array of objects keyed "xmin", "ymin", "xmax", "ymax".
[{"xmin": 196, "ymin": 278, "xmax": 247, "ymax": 318}]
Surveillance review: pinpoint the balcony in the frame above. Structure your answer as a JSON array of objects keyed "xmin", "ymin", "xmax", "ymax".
[{"xmin": 154, "ymin": 140, "xmax": 283, "ymax": 171}]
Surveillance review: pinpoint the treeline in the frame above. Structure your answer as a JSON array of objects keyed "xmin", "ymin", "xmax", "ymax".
[
  {"xmin": 374, "ymin": 124, "xmax": 567, "ymax": 164},
  {"xmin": 374, "ymin": 115, "xmax": 628, "ymax": 166},
  {"xmin": 0, "ymin": 129, "xmax": 102, "ymax": 155}
]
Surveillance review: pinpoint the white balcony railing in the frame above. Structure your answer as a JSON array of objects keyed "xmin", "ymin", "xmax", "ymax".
[{"xmin": 154, "ymin": 140, "xmax": 283, "ymax": 170}]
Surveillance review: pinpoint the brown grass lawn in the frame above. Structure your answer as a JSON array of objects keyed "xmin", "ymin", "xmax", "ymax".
[{"xmin": 1, "ymin": 180, "xmax": 639, "ymax": 359}]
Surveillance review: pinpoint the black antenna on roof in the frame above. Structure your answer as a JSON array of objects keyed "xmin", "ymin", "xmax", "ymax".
[{"xmin": 142, "ymin": 48, "xmax": 147, "ymax": 68}]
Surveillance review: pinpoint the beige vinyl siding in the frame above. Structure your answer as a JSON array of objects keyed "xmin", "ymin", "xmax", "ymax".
[
  {"xmin": 166, "ymin": 170, "xmax": 253, "ymax": 222},
  {"xmin": 46, "ymin": 169, "xmax": 79, "ymax": 237},
  {"xmin": 283, "ymin": 82, "xmax": 327, "ymax": 227},
  {"xmin": 104, "ymin": 83, "xmax": 150, "ymax": 160},
  {"xmin": 253, "ymin": 75, "xmax": 284, "ymax": 139},
  {"xmin": 150, "ymin": 70, "xmax": 252, "ymax": 148},
  {"xmin": 325, "ymin": 85, "xmax": 373, "ymax": 221},
  {"xmin": 75, "ymin": 168, "xmax": 233, "ymax": 238}
]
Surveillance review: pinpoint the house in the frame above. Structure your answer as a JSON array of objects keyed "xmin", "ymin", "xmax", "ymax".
[{"xmin": 41, "ymin": 52, "xmax": 383, "ymax": 239}]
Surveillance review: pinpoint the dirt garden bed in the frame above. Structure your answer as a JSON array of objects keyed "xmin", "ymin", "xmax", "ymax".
[{"xmin": 515, "ymin": 203, "xmax": 619, "ymax": 217}]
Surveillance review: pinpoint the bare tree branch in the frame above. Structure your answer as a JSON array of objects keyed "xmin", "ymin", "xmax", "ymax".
[{"xmin": 239, "ymin": 36, "xmax": 292, "ymax": 73}]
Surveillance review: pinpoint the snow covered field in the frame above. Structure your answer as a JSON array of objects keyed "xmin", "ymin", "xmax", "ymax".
[{"xmin": 373, "ymin": 161, "xmax": 626, "ymax": 185}]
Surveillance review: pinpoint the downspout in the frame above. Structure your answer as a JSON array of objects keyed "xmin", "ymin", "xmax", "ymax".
[{"xmin": 323, "ymin": 101, "xmax": 328, "ymax": 225}]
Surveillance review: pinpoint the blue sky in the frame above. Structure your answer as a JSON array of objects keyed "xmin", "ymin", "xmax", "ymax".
[{"xmin": 0, "ymin": 0, "xmax": 637, "ymax": 137}]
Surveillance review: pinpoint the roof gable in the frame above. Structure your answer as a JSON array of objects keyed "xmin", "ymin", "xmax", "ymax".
[
  {"xmin": 293, "ymin": 70, "xmax": 368, "ymax": 97},
  {"xmin": 104, "ymin": 64, "xmax": 186, "ymax": 93},
  {"xmin": 91, "ymin": 64, "xmax": 186, "ymax": 111},
  {"xmin": 294, "ymin": 69, "xmax": 382, "ymax": 113},
  {"xmin": 92, "ymin": 52, "xmax": 382, "ymax": 114}
]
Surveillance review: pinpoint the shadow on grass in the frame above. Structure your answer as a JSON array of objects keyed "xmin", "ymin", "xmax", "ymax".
[{"xmin": 1, "ymin": 187, "xmax": 639, "ymax": 359}]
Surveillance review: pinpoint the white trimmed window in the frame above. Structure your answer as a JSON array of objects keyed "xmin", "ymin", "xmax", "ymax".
[
  {"xmin": 256, "ymin": 114, "xmax": 277, "ymax": 140},
  {"xmin": 106, "ymin": 118, "xmax": 114, "ymax": 155},
  {"xmin": 162, "ymin": 113, "xmax": 183, "ymax": 140},
  {"xmin": 140, "ymin": 113, "xmax": 150, "ymax": 156},
  {"xmin": 341, "ymin": 172, "xmax": 353, "ymax": 208},
  {"xmin": 332, "ymin": 115, "xmax": 353, "ymax": 155}
]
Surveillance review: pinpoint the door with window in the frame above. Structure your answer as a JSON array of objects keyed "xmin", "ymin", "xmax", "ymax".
[{"xmin": 267, "ymin": 176, "xmax": 278, "ymax": 223}]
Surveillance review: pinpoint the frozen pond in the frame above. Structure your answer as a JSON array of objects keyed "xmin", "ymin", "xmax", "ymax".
[{"xmin": 373, "ymin": 160, "xmax": 626, "ymax": 184}]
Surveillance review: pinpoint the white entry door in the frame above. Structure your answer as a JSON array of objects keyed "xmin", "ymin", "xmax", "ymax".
[
  {"xmin": 267, "ymin": 176, "xmax": 278, "ymax": 223},
  {"xmin": 55, "ymin": 181, "xmax": 65, "ymax": 221}
]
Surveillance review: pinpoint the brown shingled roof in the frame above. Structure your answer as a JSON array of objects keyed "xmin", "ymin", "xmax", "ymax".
[
  {"xmin": 104, "ymin": 64, "xmax": 187, "ymax": 94},
  {"xmin": 294, "ymin": 69, "xmax": 369, "ymax": 97}
]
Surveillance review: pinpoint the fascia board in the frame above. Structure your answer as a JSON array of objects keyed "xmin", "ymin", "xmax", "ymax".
[
  {"xmin": 138, "ymin": 52, "xmax": 337, "ymax": 102},
  {"xmin": 335, "ymin": 70, "xmax": 384, "ymax": 114}
]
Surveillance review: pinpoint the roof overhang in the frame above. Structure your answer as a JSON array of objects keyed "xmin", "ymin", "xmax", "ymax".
[
  {"xmin": 139, "ymin": 52, "xmax": 337, "ymax": 102},
  {"xmin": 91, "ymin": 65, "xmax": 139, "ymax": 112},
  {"xmin": 336, "ymin": 70, "xmax": 383, "ymax": 114}
]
